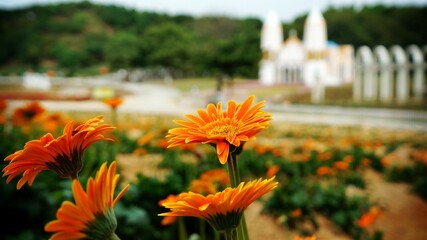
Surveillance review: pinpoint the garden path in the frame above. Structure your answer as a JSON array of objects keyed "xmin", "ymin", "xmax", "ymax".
[{"xmin": 363, "ymin": 169, "xmax": 427, "ymax": 240}]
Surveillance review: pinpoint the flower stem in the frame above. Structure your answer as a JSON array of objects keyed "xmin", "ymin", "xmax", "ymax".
[
  {"xmin": 227, "ymin": 154, "xmax": 250, "ymax": 240},
  {"xmin": 227, "ymin": 154, "xmax": 239, "ymax": 187},
  {"xmin": 178, "ymin": 217, "xmax": 187, "ymax": 240},
  {"xmin": 200, "ymin": 219, "xmax": 206, "ymax": 240},
  {"xmin": 110, "ymin": 233, "xmax": 120, "ymax": 240},
  {"xmin": 215, "ymin": 229, "xmax": 221, "ymax": 240},
  {"xmin": 111, "ymin": 108, "xmax": 118, "ymax": 129},
  {"xmin": 224, "ymin": 228, "xmax": 236, "ymax": 240}
]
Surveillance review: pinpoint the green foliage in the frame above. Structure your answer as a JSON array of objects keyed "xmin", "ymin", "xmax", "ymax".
[
  {"xmin": 0, "ymin": 173, "xmax": 69, "ymax": 240},
  {"xmin": 105, "ymin": 32, "xmax": 140, "ymax": 69},
  {"xmin": 116, "ymin": 175, "xmax": 181, "ymax": 240},
  {"xmin": 385, "ymin": 160, "xmax": 427, "ymax": 201},
  {"xmin": 50, "ymin": 43, "xmax": 87, "ymax": 71},
  {"xmin": 285, "ymin": 5, "xmax": 427, "ymax": 48},
  {"xmin": 84, "ymin": 33, "xmax": 108, "ymax": 62},
  {"xmin": 140, "ymin": 22, "xmax": 194, "ymax": 73},
  {"xmin": 96, "ymin": 4, "xmax": 137, "ymax": 29}
]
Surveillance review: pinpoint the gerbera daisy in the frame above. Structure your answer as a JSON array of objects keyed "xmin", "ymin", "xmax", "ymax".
[
  {"xmin": 0, "ymin": 98, "xmax": 7, "ymax": 113},
  {"xmin": 12, "ymin": 101, "xmax": 45, "ymax": 125},
  {"xmin": 102, "ymin": 97, "xmax": 124, "ymax": 110},
  {"xmin": 294, "ymin": 236, "xmax": 316, "ymax": 240},
  {"xmin": 159, "ymin": 177, "xmax": 278, "ymax": 232},
  {"xmin": 166, "ymin": 95, "xmax": 272, "ymax": 164},
  {"xmin": 357, "ymin": 206, "xmax": 382, "ymax": 228},
  {"xmin": 158, "ymin": 194, "xmax": 179, "ymax": 226},
  {"xmin": 2, "ymin": 115, "xmax": 115, "ymax": 189},
  {"xmin": 45, "ymin": 161, "xmax": 129, "ymax": 240},
  {"xmin": 199, "ymin": 168, "xmax": 229, "ymax": 185},
  {"xmin": 189, "ymin": 168, "xmax": 230, "ymax": 194}
]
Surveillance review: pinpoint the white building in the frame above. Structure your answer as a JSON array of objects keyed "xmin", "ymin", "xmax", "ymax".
[{"xmin": 259, "ymin": 8, "xmax": 354, "ymax": 87}]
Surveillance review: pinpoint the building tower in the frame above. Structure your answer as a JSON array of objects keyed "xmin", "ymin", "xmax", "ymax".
[
  {"xmin": 303, "ymin": 6, "xmax": 328, "ymax": 87},
  {"xmin": 259, "ymin": 10, "xmax": 283, "ymax": 85}
]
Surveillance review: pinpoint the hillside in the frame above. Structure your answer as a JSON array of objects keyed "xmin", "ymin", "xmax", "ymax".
[{"xmin": 0, "ymin": 1, "xmax": 426, "ymax": 77}]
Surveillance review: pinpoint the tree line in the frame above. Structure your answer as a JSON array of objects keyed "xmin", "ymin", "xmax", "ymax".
[{"xmin": 0, "ymin": 1, "xmax": 426, "ymax": 77}]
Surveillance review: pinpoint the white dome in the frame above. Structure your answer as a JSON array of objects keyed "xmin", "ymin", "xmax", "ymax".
[{"xmin": 278, "ymin": 36, "xmax": 305, "ymax": 63}]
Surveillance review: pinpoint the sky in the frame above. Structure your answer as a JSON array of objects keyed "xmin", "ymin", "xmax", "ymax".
[{"xmin": 0, "ymin": 0, "xmax": 426, "ymax": 22}]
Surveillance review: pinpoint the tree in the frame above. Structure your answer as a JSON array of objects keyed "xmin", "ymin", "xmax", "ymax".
[
  {"xmin": 105, "ymin": 32, "xmax": 140, "ymax": 69},
  {"xmin": 140, "ymin": 22, "xmax": 194, "ymax": 75}
]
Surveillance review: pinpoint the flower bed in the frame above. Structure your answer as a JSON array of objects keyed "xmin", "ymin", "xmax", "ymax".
[{"xmin": 1, "ymin": 99, "xmax": 427, "ymax": 240}]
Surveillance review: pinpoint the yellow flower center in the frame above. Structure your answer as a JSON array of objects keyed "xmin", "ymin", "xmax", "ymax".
[{"xmin": 206, "ymin": 124, "xmax": 236, "ymax": 138}]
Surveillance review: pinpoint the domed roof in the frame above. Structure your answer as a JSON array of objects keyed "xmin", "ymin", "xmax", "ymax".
[{"xmin": 278, "ymin": 31, "xmax": 305, "ymax": 63}]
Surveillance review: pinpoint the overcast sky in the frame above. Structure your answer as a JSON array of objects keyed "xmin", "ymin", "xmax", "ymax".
[{"xmin": 0, "ymin": 0, "xmax": 426, "ymax": 21}]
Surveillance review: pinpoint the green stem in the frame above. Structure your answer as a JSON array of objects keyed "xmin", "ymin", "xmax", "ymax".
[
  {"xmin": 110, "ymin": 232, "xmax": 120, "ymax": 240},
  {"xmin": 178, "ymin": 217, "xmax": 187, "ymax": 240},
  {"xmin": 224, "ymin": 228, "xmax": 236, "ymax": 240},
  {"xmin": 227, "ymin": 154, "xmax": 239, "ymax": 187},
  {"xmin": 200, "ymin": 219, "xmax": 206, "ymax": 240},
  {"xmin": 226, "ymin": 154, "xmax": 250, "ymax": 240},
  {"xmin": 240, "ymin": 214, "xmax": 249, "ymax": 240},
  {"xmin": 214, "ymin": 229, "xmax": 221, "ymax": 240},
  {"xmin": 111, "ymin": 108, "xmax": 117, "ymax": 127}
]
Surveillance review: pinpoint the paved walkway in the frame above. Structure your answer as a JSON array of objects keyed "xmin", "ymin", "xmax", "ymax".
[
  {"xmin": 266, "ymin": 104, "xmax": 427, "ymax": 131},
  {"xmin": 6, "ymin": 82, "xmax": 427, "ymax": 132}
]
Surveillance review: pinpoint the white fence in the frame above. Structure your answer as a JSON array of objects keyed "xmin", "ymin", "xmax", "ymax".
[{"xmin": 354, "ymin": 44, "xmax": 426, "ymax": 104}]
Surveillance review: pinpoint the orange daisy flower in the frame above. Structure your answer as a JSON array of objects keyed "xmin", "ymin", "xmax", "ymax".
[
  {"xmin": 0, "ymin": 98, "xmax": 7, "ymax": 113},
  {"xmin": 159, "ymin": 177, "xmax": 278, "ymax": 231},
  {"xmin": 316, "ymin": 166, "xmax": 334, "ymax": 176},
  {"xmin": 189, "ymin": 169, "xmax": 230, "ymax": 195},
  {"xmin": 333, "ymin": 160, "xmax": 349, "ymax": 171},
  {"xmin": 290, "ymin": 208, "xmax": 302, "ymax": 218},
  {"xmin": 294, "ymin": 236, "xmax": 316, "ymax": 240},
  {"xmin": 0, "ymin": 99, "xmax": 7, "ymax": 124},
  {"xmin": 166, "ymin": 95, "xmax": 272, "ymax": 164},
  {"xmin": 12, "ymin": 101, "xmax": 45, "ymax": 125},
  {"xmin": 2, "ymin": 115, "xmax": 115, "ymax": 189},
  {"xmin": 189, "ymin": 179, "xmax": 218, "ymax": 195},
  {"xmin": 45, "ymin": 161, "xmax": 129, "ymax": 240},
  {"xmin": 199, "ymin": 168, "xmax": 230, "ymax": 185},
  {"xmin": 158, "ymin": 194, "xmax": 180, "ymax": 226},
  {"xmin": 357, "ymin": 206, "xmax": 382, "ymax": 228},
  {"xmin": 266, "ymin": 164, "xmax": 280, "ymax": 178},
  {"xmin": 39, "ymin": 113, "xmax": 67, "ymax": 133},
  {"xmin": 103, "ymin": 97, "xmax": 124, "ymax": 110}
]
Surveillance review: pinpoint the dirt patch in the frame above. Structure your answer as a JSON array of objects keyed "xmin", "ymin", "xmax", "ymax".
[{"xmin": 363, "ymin": 169, "xmax": 427, "ymax": 240}]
